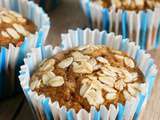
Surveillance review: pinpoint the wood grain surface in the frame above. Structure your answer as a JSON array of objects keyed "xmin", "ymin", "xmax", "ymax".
[
  {"xmin": 139, "ymin": 49, "xmax": 160, "ymax": 120},
  {"xmin": 0, "ymin": 0, "xmax": 159, "ymax": 120},
  {"xmin": 0, "ymin": 94, "xmax": 24, "ymax": 120}
]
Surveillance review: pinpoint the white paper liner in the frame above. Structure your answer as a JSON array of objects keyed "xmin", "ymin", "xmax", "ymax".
[
  {"xmin": 80, "ymin": 0, "xmax": 160, "ymax": 50},
  {"xmin": 19, "ymin": 28, "xmax": 157, "ymax": 120},
  {"xmin": 0, "ymin": 0, "xmax": 50, "ymax": 99}
]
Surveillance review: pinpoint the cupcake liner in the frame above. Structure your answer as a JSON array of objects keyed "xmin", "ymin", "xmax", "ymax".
[
  {"xmin": 19, "ymin": 28, "xmax": 157, "ymax": 120},
  {"xmin": 80, "ymin": 0, "xmax": 160, "ymax": 50},
  {"xmin": 0, "ymin": 0, "xmax": 50, "ymax": 99}
]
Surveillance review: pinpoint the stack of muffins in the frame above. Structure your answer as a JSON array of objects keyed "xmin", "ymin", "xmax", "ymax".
[{"xmin": 80, "ymin": 0, "xmax": 160, "ymax": 50}]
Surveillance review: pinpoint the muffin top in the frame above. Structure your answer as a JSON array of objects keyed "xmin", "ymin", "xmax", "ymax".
[
  {"xmin": 30, "ymin": 45, "xmax": 145, "ymax": 112},
  {"xmin": 92, "ymin": 0, "xmax": 160, "ymax": 11},
  {"xmin": 0, "ymin": 8, "xmax": 37, "ymax": 47}
]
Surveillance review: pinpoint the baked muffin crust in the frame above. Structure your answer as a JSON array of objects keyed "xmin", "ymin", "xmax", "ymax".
[
  {"xmin": 92, "ymin": 0, "xmax": 160, "ymax": 11},
  {"xmin": 0, "ymin": 8, "xmax": 37, "ymax": 47},
  {"xmin": 30, "ymin": 45, "xmax": 145, "ymax": 112}
]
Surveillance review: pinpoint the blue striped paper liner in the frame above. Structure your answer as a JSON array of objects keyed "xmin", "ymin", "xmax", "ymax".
[
  {"xmin": 36, "ymin": 31, "xmax": 45, "ymax": 48},
  {"xmin": 11, "ymin": 0, "xmax": 19, "ymax": 12},
  {"xmin": 0, "ymin": 0, "xmax": 50, "ymax": 99},
  {"xmin": 0, "ymin": 47, "xmax": 7, "ymax": 98},
  {"xmin": 102, "ymin": 8, "xmax": 109, "ymax": 32},
  {"xmin": 28, "ymin": 1, "xmax": 34, "ymax": 21},
  {"xmin": 20, "ymin": 28, "xmax": 157, "ymax": 120},
  {"xmin": 0, "ymin": 47, "xmax": 6, "ymax": 72},
  {"xmin": 18, "ymin": 38, "xmax": 30, "ymax": 64},
  {"xmin": 67, "ymin": 110, "xmax": 74, "ymax": 120},
  {"xmin": 122, "ymin": 11, "xmax": 128, "ymax": 39},
  {"xmin": 78, "ymin": 28, "xmax": 84, "ymax": 46},
  {"xmin": 101, "ymin": 31, "xmax": 108, "ymax": 45},
  {"xmin": 24, "ymin": 49, "xmax": 156, "ymax": 120},
  {"xmin": 80, "ymin": 1, "xmax": 160, "ymax": 50},
  {"xmin": 94, "ymin": 110, "xmax": 101, "ymax": 120},
  {"xmin": 155, "ymin": 24, "xmax": 160, "ymax": 48},
  {"xmin": 133, "ymin": 94, "xmax": 145, "ymax": 120},
  {"xmin": 117, "ymin": 103, "xmax": 124, "ymax": 120},
  {"xmin": 120, "ymin": 38, "xmax": 128, "ymax": 52},
  {"xmin": 85, "ymin": 0, "xmax": 92, "ymax": 28},
  {"xmin": 42, "ymin": 98, "xmax": 54, "ymax": 120},
  {"xmin": 139, "ymin": 12, "xmax": 148, "ymax": 49}
]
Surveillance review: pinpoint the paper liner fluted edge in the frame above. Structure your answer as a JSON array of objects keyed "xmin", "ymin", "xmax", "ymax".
[
  {"xmin": 19, "ymin": 28, "xmax": 158, "ymax": 120},
  {"xmin": 80, "ymin": 0, "xmax": 160, "ymax": 50},
  {"xmin": 0, "ymin": 0, "xmax": 50, "ymax": 98}
]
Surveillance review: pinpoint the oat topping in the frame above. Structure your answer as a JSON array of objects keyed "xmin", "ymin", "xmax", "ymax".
[
  {"xmin": 92, "ymin": 0, "xmax": 160, "ymax": 11},
  {"xmin": 47, "ymin": 76, "xmax": 64, "ymax": 87},
  {"xmin": 96, "ymin": 56, "xmax": 110, "ymax": 65},
  {"xmin": 0, "ymin": 8, "xmax": 37, "ymax": 47},
  {"xmin": 105, "ymin": 92, "xmax": 117, "ymax": 100},
  {"xmin": 1, "ymin": 31, "xmax": 10, "ymax": 38},
  {"xmin": 39, "ymin": 59, "xmax": 55, "ymax": 71},
  {"xmin": 115, "ymin": 79, "xmax": 126, "ymax": 91},
  {"xmin": 58, "ymin": 57, "xmax": 73, "ymax": 69},
  {"xmin": 30, "ymin": 45, "xmax": 145, "ymax": 112},
  {"xmin": 124, "ymin": 57, "xmax": 135, "ymax": 68},
  {"xmin": 73, "ymin": 61, "xmax": 93, "ymax": 74}
]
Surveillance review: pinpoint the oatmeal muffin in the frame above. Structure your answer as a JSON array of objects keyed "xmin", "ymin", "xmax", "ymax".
[
  {"xmin": 92, "ymin": 0, "xmax": 160, "ymax": 11},
  {"xmin": 30, "ymin": 45, "xmax": 146, "ymax": 112},
  {"xmin": 81, "ymin": 0, "xmax": 160, "ymax": 50},
  {"xmin": 0, "ymin": 8, "xmax": 37, "ymax": 47}
]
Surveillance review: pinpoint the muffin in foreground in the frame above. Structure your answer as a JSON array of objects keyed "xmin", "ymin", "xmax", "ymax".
[
  {"xmin": 30, "ymin": 45, "xmax": 146, "ymax": 112},
  {"xmin": 80, "ymin": 0, "xmax": 160, "ymax": 50},
  {"xmin": 0, "ymin": 8, "xmax": 37, "ymax": 47},
  {"xmin": 19, "ymin": 28, "xmax": 157, "ymax": 120}
]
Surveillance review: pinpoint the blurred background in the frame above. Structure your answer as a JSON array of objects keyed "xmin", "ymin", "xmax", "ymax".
[{"xmin": 46, "ymin": 0, "xmax": 89, "ymax": 46}]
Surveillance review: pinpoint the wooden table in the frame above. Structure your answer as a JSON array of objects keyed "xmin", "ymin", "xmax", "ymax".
[
  {"xmin": 139, "ymin": 48, "xmax": 160, "ymax": 120},
  {"xmin": 0, "ymin": 0, "xmax": 159, "ymax": 119}
]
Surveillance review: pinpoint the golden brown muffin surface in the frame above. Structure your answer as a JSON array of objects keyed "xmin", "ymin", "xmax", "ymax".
[
  {"xmin": 30, "ymin": 45, "xmax": 145, "ymax": 112},
  {"xmin": 92, "ymin": 0, "xmax": 160, "ymax": 11},
  {"xmin": 0, "ymin": 8, "xmax": 37, "ymax": 47}
]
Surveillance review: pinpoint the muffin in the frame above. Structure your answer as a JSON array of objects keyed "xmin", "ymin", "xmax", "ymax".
[
  {"xmin": 0, "ymin": 8, "xmax": 37, "ymax": 47},
  {"xmin": 0, "ymin": 0, "xmax": 50, "ymax": 99},
  {"xmin": 30, "ymin": 45, "xmax": 146, "ymax": 112},
  {"xmin": 19, "ymin": 29, "xmax": 157, "ymax": 120},
  {"xmin": 80, "ymin": 0, "xmax": 160, "ymax": 50}
]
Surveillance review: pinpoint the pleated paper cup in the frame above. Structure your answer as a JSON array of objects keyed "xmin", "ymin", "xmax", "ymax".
[
  {"xmin": 0, "ymin": 0, "xmax": 50, "ymax": 99},
  {"xmin": 19, "ymin": 28, "xmax": 157, "ymax": 120},
  {"xmin": 80, "ymin": 0, "xmax": 160, "ymax": 50}
]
